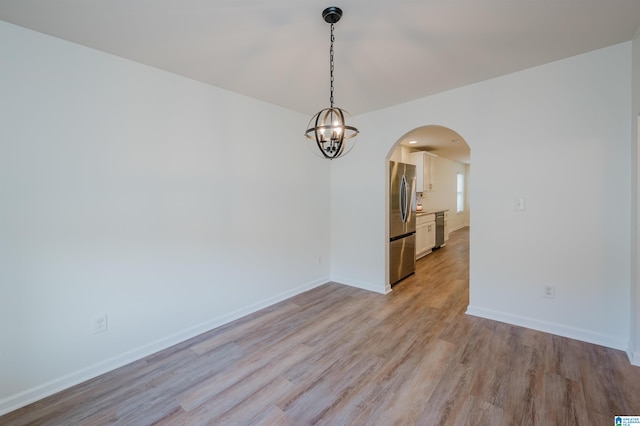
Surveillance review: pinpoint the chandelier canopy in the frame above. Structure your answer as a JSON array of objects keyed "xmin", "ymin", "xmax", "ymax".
[{"xmin": 304, "ymin": 7, "xmax": 359, "ymax": 160}]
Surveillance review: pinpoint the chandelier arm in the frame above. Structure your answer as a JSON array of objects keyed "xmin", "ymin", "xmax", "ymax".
[{"xmin": 313, "ymin": 112, "xmax": 330, "ymax": 159}]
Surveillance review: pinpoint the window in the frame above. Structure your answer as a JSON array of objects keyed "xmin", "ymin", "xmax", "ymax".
[{"xmin": 456, "ymin": 173, "xmax": 464, "ymax": 213}]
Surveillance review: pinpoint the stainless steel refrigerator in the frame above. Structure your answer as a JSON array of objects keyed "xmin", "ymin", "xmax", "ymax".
[{"xmin": 389, "ymin": 161, "xmax": 416, "ymax": 285}]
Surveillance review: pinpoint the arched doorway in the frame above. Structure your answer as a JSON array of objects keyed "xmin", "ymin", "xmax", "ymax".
[{"xmin": 386, "ymin": 125, "xmax": 471, "ymax": 289}]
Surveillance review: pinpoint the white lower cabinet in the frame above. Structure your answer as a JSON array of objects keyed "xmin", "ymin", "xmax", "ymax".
[
  {"xmin": 416, "ymin": 222, "xmax": 427, "ymax": 258},
  {"xmin": 416, "ymin": 214, "xmax": 436, "ymax": 259},
  {"xmin": 426, "ymin": 220, "xmax": 436, "ymax": 250}
]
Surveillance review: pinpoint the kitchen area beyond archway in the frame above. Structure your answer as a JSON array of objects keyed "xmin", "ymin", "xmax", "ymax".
[{"xmin": 387, "ymin": 125, "xmax": 471, "ymax": 288}]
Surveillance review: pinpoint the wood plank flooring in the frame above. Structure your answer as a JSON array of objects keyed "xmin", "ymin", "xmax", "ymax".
[{"xmin": 2, "ymin": 227, "xmax": 639, "ymax": 425}]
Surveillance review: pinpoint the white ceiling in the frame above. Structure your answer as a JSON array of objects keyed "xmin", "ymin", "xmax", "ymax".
[
  {"xmin": 400, "ymin": 126, "xmax": 470, "ymax": 164},
  {"xmin": 2, "ymin": 0, "xmax": 639, "ymax": 163}
]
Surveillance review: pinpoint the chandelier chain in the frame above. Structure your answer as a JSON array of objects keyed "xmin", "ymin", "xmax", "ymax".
[{"xmin": 329, "ymin": 23, "xmax": 335, "ymax": 107}]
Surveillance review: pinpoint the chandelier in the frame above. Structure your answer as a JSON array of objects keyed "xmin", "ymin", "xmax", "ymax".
[{"xmin": 305, "ymin": 7, "xmax": 359, "ymax": 160}]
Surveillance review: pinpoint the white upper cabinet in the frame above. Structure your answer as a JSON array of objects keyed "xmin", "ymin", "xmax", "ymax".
[{"xmin": 410, "ymin": 151, "xmax": 437, "ymax": 192}]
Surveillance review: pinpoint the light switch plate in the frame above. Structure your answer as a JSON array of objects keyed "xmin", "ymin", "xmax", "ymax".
[
  {"xmin": 543, "ymin": 285, "xmax": 555, "ymax": 299},
  {"xmin": 93, "ymin": 313, "xmax": 108, "ymax": 334}
]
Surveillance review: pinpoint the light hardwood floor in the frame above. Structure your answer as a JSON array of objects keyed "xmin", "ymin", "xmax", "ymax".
[{"xmin": 2, "ymin": 227, "xmax": 639, "ymax": 425}]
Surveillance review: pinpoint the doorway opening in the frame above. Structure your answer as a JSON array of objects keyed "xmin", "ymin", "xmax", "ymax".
[{"xmin": 385, "ymin": 125, "xmax": 471, "ymax": 290}]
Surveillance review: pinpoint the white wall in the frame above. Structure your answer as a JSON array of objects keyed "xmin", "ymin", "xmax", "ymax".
[
  {"xmin": 631, "ymin": 27, "xmax": 640, "ymax": 365},
  {"xmin": 419, "ymin": 156, "xmax": 469, "ymax": 231},
  {"xmin": 388, "ymin": 145, "xmax": 413, "ymax": 163},
  {"xmin": 331, "ymin": 42, "xmax": 632, "ymax": 350},
  {"xmin": 0, "ymin": 21, "xmax": 331, "ymax": 412},
  {"xmin": 464, "ymin": 164, "xmax": 471, "ymax": 229}
]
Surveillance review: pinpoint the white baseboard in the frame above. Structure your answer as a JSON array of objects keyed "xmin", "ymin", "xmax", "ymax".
[
  {"xmin": 628, "ymin": 348, "xmax": 640, "ymax": 366},
  {"xmin": 466, "ymin": 305, "xmax": 628, "ymax": 352},
  {"xmin": 331, "ymin": 276, "xmax": 387, "ymax": 295},
  {"xmin": 0, "ymin": 277, "xmax": 329, "ymax": 417},
  {"xmin": 449, "ymin": 224, "xmax": 467, "ymax": 233}
]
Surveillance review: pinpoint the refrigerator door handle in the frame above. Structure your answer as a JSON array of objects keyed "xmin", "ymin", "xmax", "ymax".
[
  {"xmin": 404, "ymin": 174, "xmax": 411, "ymax": 223},
  {"xmin": 400, "ymin": 174, "xmax": 407, "ymax": 223}
]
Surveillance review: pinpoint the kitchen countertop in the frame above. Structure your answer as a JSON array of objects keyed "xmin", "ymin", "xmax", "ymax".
[{"xmin": 416, "ymin": 209, "xmax": 449, "ymax": 216}]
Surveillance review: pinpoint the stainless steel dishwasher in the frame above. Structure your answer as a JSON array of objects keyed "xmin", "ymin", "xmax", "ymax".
[{"xmin": 434, "ymin": 211, "xmax": 445, "ymax": 248}]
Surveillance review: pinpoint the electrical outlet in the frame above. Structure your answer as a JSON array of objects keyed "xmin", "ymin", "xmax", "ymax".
[
  {"xmin": 93, "ymin": 313, "xmax": 108, "ymax": 334},
  {"xmin": 543, "ymin": 285, "xmax": 555, "ymax": 299}
]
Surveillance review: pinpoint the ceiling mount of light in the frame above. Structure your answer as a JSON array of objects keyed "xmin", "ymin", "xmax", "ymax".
[{"xmin": 304, "ymin": 6, "xmax": 359, "ymax": 160}]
